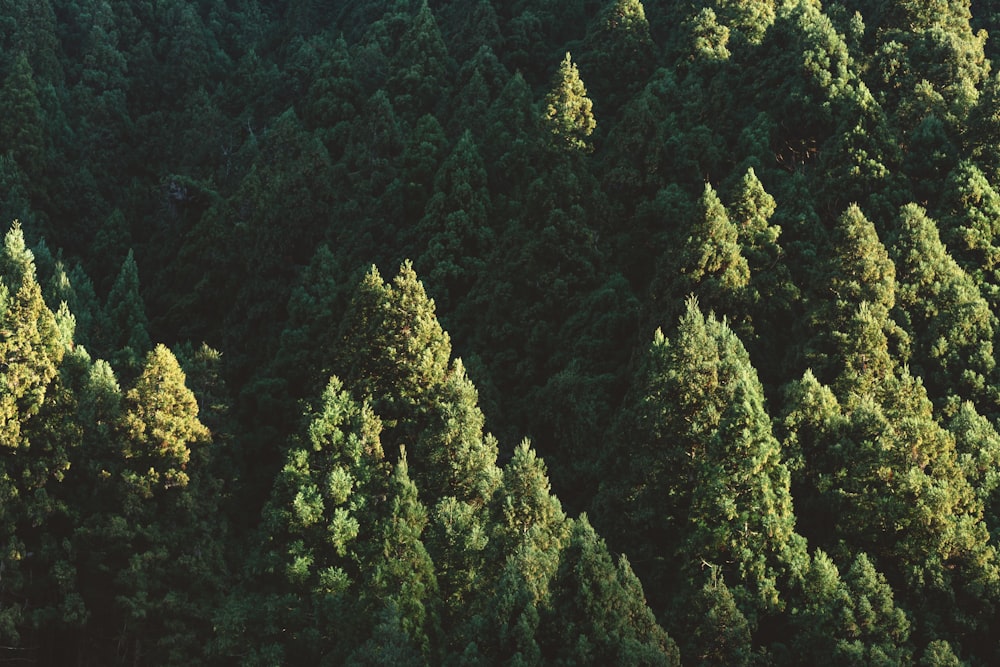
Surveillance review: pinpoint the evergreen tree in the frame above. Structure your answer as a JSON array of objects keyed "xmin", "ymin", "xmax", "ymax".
[
  {"xmin": 416, "ymin": 130, "xmax": 493, "ymax": 312},
  {"xmin": 388, "ymin": 0, "xmax": 454, "ymax": 123},
  {"xmin": 251, "ymin": 376, "xmax": 389, "ymax": 663},
  {"xmin": 652, "ymin": 182, "xmax": 750, "ymax": 333},
  {"xmin": 0, "ymin": 53, "xmax": 46, "ymax": 179},
  {"xmin": 787, "ymin": 550, "xmax": 912, "ymax": 666},
  {"xmin": 781, "ymin": 363, "xmax": 1000, "ymax": 646},
  {"xmin": 599, "ymin": 298, "xmax": 799, "ymax": 624},
  {"xmin": 890, "ymin": 203, "xmax": 996, "ymax": 413},
  {"xmin": 541, "ymin": 515, "xmax": 680, "ymax": 666},
  {"xmin": 336, "ymin": 262, "xmax": 500, "ymax": 631},
  {"xmin": 581, "ymin": 0, "xmax": 656, "ymax": 115},
  {"xmin": 543, "ymin": 52, "xmax": 596, "ymax": 153},
  {"xmin": 101, "ymin": 249, "xmax": 151, "ymax": 376},
  {"xmin": 807, "ymin": 204, "xmax": 906, "ymax": 384},
  {"xmin": 0, "ymin": 221, "xmax": 69, "ymax": 646}
]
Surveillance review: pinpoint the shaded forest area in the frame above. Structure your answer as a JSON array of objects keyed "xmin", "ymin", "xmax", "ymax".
[{"xmin": 5, "ymin": 0, "xmax": 1000, "ymax": 663}]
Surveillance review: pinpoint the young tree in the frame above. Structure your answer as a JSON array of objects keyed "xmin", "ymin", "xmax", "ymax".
[{"xmin": 543, "ymin": 52, "xmax": 596, "ymax": 153}]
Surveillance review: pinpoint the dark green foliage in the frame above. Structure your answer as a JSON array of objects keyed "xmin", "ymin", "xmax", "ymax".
[
  {"xmin": 541, "ymin": 515, "xmax": 680, "ymax": 666},
  {"xmin": 599, "ymin": 298, "xmax": 799, "ymax": 624},
  {"xmin": 7, "ymin": 0, "xmax": 1000, "ymax": 662},
  {"xmin": 890, "ymin": 203, "xmax": 997, "ymax": 412}
]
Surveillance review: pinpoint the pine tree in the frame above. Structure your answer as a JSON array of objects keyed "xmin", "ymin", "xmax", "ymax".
[
  {"xmin": 781, "ymin": 363, "xmax": 1000, "ymax": 644},
  {"xmin": 122, "ymin": 344, "xmax": 209, "ymax": 495},
  {"xmin": 543, "ymin": 52, "xmax": 596, "ymax": 153},
  {"xmin": 336, "ymin": 262, "xmax": 500, "ymax": 632},
  {"xmin": 787, "ymin": 550, "xmax": 912, "ymax": 665},
  {"xmin": 672, "ymin": 564, "xmax": 752, "ymax": 666},
  {"xmin": 807, "ymin": 204, "xmax": 906, "ymax": 384},
  {"xmin": 252, "ymin": 376, "xmax": 388, "ymax": 663},
  {"xmin": 388, "ymin": 0, "xmax": 453, "ymax": 123},
  {"xmin": 0, "ymin": 221, "xmax": 62, "ymax": 449},
  {"xmin": 581, "ymin": 0, "xmax": 656, "ymax": 115},
  {"xmin": 652, "ymin": 183, "xmax": 750, "ymax": 332}
]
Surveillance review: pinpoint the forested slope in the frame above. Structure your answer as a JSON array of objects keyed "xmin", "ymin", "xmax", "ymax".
[{"xmin": 3, "ymin": 0, "xmax": 1000, "ymax": 663}]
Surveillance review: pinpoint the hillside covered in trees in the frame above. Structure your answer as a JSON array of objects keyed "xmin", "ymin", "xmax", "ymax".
[{"xmin": 6, "ymin": 0, "xmax": 1000, "ymax": 664}]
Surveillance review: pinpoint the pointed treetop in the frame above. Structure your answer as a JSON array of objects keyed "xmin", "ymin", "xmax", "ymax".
[
  {"xmin": 543, "ymin": 52, "xmax": 596, "ymax": 152},
  {"xmin": 830, "ymin": 204, "xmax": 896, "ymax": 313},
  {"xmin": 124, "ymin": 344, "xmax": 210, "ymax": 489},
  {"xmin": 1, "ymin": 220, "xmax": 36, "ymax": 290}
]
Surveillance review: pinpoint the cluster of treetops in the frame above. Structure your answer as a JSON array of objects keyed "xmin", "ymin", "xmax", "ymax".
[{"xmin": 6, "ymin": 0, "xmax": 1000, "ymax": 663}]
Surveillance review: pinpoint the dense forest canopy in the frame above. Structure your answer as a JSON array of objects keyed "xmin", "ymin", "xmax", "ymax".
[{"xmin": 6, "ymin": 0, "xmax": 1000, "ymax": 664}]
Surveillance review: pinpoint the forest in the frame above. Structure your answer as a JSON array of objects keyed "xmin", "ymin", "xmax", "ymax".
[{"xmin": 4, "ymin": 0, "xmax": 1000, "ymax": 664}]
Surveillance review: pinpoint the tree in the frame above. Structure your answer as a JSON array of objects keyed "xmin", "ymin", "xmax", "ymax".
[
  {"xmin": 651, "ymin": 182, "xmax": 750, "ymax": 334},
  {"xmin": 250, "ymin": 376, "xmax": 389, "ymax": 663},
  {"xmin": 581, "ymin": 0, "xmax": 656, "ymax": 115},
  {"xmin": 336, "ymin": 262, "xmax": 500, "ymax": 631},
  {"xmin": 787, "ymin": 550, "xmax": 912, "ymax": 665},
  {"xmin": 598, "ymin": 298, "xmax": 799, "ymax": 624},
  {"xmin": 415, "ymin": 130, "xmax": 493, "ymax": 312},
  {"xmin": 543, "ymin": 52, "xmax": 596, "ymax": 153},
  {"xmin": 101, "ymin": 249, "xmax": 151, "ymax": 376},
  {"xmin": 541, "ymin": 515, "xmax": 680, "ymax": 666},
  {"xmin": 388, "ymin": 0, "xmax": 453, "ymax": 123},
  {"xmin": 806, "ymin": 204, "xmax": 906, "ymax": 385},
  {"xmin": 780, "ymin": 364, "xmax": 1000, "ymax": 645},
  {"xmin": 0, "ymin": 53, "xmax": 46, "ymax": 179},
  {"xmin": 890, "ymin": 203, "xmax": 997, "ymax": 413}
]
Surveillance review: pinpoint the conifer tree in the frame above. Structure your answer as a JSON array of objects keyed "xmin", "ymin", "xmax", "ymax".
[
  {"xmin": 543, "ymin": 52, "xmax": 596, "ymax": 152},
  {"xmin": 0, "ymin": 222, "xmax": 71, "ymax": 646},
  {"xmin": 252, "ymin": 376, "xmax": 389, "ymax": 663},
  {"xmin": 687, "ymin": 8, "xmax": 731, "ymax": 62},
  {"xmin": 0, "ymin": 53, "xmax": 46, "ymax": 179},
  {"xmin": 941, "ymin": 161, "xmax": 1000, "ymax": 300},
  {"xmin": 948, "ymin": 402, "xmax": 1000, "ymax": 538},
  {"xmin": 102, "ymin": 249, "xmax": 151, "ymax": 375},
  {"xmin": 808, "ymin": 204, "xmax": 906, "ymax": 383},
  {"xmin": 541, "ymin": 515, "xmax": 680, "ymax": 666},
  {"xmin": 389, "ymin": 0, "xmax": 453, "ymax": 123},
  {"xmin": 0, "ymin": 222, "xmax": 61, "ymax": 448},
  {"xmin": 653, "ymin": 183, "xmax": 750, "ymax": 332},
  {"xmin": 670, "ymin": 564, "xmax": 752, "ymax": 667},
  {"xmin": 582, "ymin": 0, "xmax": 656, "ymax": 115},
  {"xmin": 890, "ymin": 203, "xmax": 996, "ymax": 412},
  {"xmin": 787, "ymin": 550, "xmax": 912, "ymax": 665},
  {"xmin": 599, "ymin": 299, "xmax": 798, "ymax": 623},
  {"xmin": 781, "ymin": 362, "xmax": 1000, "ymax": 645},
  {"xmin": 466, "ymin": 441, "xmax": 570, "ymax": 664},
  {"xmin": 416, "ymin": 130, "xmax": 493, "ymax": 312},
  {"xmin": 336, "ymin": 263, "xmax": 500, "ymax": 631}
]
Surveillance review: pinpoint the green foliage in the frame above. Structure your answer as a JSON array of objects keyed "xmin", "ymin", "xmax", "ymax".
[
  {"xmin": 600, "ymin": 298, "xmax": 798, "ymax": 623},
  {"xmin": 543, "ymin": 52, "xmax": 596, "ymax": 152},
  {"xmin": 6, "ymin": 0, "xmax": 1000, "ymax": 662},
  {"xmin": 890, "ymin": 203, "xmax": 997, "ymax": 412}
]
